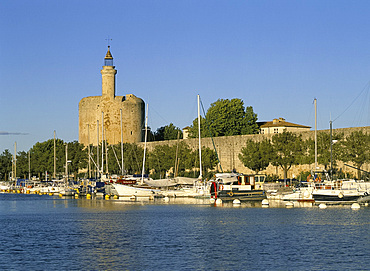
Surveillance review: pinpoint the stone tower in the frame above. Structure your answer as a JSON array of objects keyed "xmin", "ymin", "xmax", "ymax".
[{"xmin": 79, "ymin": 46, "xmax": 145, "ymax": 146}]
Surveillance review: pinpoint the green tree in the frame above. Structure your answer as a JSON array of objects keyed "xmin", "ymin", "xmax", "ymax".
[
  {"xmin": 243, "ymin": 106, "xmax": 259, "ymax": 134},
  {"xmin": 105, "ymin": 144, "xmax": 122, "ymax": 175},
  {"xmin": 339, "ymin": 130, "xmax": 370, "ymax": 179},
  {"xmin": 191, "ymin": 147, "xmax": 218, "ymax": 178},
  {"xmin": 188, "ymin": 98, "xmax": 259, "ymax": 137},
  {"xmin": 271, "ymin": 131, "xmax": 304, "ymax": 179},
  {"xmin": 172, "ymin": 142, "xmax": 193, "ymax": 176},
  {"xmin": 154, "ymin": 123, "xmax": 183, "ymax": 141},
  {"xmin": 105, "ymin": 143, "xmax": 144, "ymax": 175},
  {"xmin": 66, "ymin": 141, "xmax": 87, "ymax": 179},
  {"xmin": 16, "ymin": 151, "xmax": 29, "ymax": 179},
  {"xmin": 306, "ymin": 131, "xmax": 344, "ymax": 170},
  {"xmin": 124, "ymin": 143, "xmax": 145, "ymax": 175},
  {"xmin": 148, "ymin": 144, "xmax": 175, "ymax": 178},
  {"xmin": 147, "ymin": 142, "xmax": 194, "ymax": 178},
  {"xmin": 28, "ymin": 139, "xmax": 87, "ymax": 180},
  {"xmin": 205, "ymin": 98, "xmax": 246, "ymax": 136},
  {"xmin": 239, "ymin": 138, "xmax": 273, "ymax": 174},
  {"xmin": 187, "ymin": 116, "xmax": 208, "ymax": 138},
  {"xmin": 0, "ymin": 149, "xmax": 12, "ymax": 181},
  {"xmin": 145, "ymin": 142, "xmax": 217, "ymax": 179},
  {"xmin": 30, "ymin": 139, "xmax": 65, "ymax": 179}
]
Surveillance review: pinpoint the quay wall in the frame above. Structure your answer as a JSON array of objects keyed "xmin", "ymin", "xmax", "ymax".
[{"xmin": 141, "ymin": 126, "xmax": 370, "ymax": 178}]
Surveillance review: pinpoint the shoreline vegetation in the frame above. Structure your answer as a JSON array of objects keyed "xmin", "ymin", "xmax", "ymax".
[{"xmin": 0, "ymin": 126, "xmax": 368, "ymax": 182}]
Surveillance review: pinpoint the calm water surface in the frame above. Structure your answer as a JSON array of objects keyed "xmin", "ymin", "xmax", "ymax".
[{"xmin": 0, "ymin": 194, "xmax": 369, "ymax": 271}]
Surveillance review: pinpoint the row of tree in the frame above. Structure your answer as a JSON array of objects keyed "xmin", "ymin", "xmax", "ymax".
[
  {"xmin": 239, "ymin": 130, "xmax": 370, "ymax": 179},
  {"xmin": 0, "ymin": 140, "xmax": 86, "ymax": 181},
  {"xmin": 0, "ymin": 139, "xmax": 218, "ymax": 181},
  {"xmin": 1, "ymin": 130, "xmax": 368, "ymax": 182}
]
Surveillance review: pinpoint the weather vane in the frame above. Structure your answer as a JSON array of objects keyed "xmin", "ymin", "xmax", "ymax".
[{"xmin": 105, "ymin": 36, "xmax": 112, "ymax": 46}]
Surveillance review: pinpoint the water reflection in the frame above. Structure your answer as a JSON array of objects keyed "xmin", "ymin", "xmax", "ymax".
[{"xmin": 0, "ymin": 194, "xmax": 369, "ymax": 270}]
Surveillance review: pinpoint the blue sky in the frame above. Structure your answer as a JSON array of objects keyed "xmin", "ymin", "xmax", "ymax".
[{"xmin": 1, "ymin": 0, "xmax": 369, "ymax": 153}]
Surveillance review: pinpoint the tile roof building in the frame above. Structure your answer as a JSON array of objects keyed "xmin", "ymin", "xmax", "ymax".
[{"xmin": 259, "ymin": 118, "xmax": 311, "ymax": 134}]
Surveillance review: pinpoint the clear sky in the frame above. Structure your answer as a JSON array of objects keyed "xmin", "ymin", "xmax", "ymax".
[{"xmin": 1, "ymin": 0, "xmax": 369, "ymax": 153}]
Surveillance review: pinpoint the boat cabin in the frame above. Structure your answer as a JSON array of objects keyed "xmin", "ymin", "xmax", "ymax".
[
  {"xmin": 210, "ymin": 173, "xmax": 266, "ymax": 200},
  {"xmin": 231, "ymin": 175, "xmax": 256, "ymax": 189}
]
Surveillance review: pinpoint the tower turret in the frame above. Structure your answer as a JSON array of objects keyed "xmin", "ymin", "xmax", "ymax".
[{"xmin": 101, "ymin": 46, "xmax": 117, "ymax": 98}]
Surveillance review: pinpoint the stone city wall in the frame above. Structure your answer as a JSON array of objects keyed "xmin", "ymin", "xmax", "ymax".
[{"xmin": 142, "ymin": 126, "xmax": 370, "ymax": 178}]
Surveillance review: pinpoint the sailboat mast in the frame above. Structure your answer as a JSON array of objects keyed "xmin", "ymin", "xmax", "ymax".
[
  {"xmin": 330, "ymin": 120, "xmax": 333, "ymax": 180},
  {"xmin": 97, "ymin": 120, "xmax": 99, "ymax": 178},
  {"xmin": 101, "ymin": 112, "xmax": 104, "ymax": 175},
  {"xmin": 28, "ymin": 150, "xmax": 31, "ymax": 181},
  {"xmin": 53, "ymin": 130, "xmax": 56, "ymax": 179},
  {"xmin": 141, "ymin": 103, "xmax": 149, "ymax": 185},
  {"xmin": 120, "ymin": 109, "xmax": 124, "ymax": 175},
  {"xmin": 105, "ymin": 128, "xmax": 108, "ymax": 174},
  {"xmin": 197, "ymin": 95, "xmax": 202, "ymax": 179},
  {"xmin": 314, "ymin": 98, "xmax": 317, "ymax": 171},
  {"xmin": 174, "ymin": 131, "xmax": 180, "ymax": 177},
  {"xmin": 65, "ymin": 143, "xmax": 68, "ymax": 184},
  {"xmin": 14, "ymin": 142, "xmax": 17, "ymax": 183},
  {"xmin": 88, "ymin": 124, "xmax": 91, "ymax": 179}
]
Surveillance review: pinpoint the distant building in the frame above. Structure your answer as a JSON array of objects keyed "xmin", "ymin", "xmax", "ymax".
[
  {"xmin": 182, "ymin": 126, "xmax": 190, "ymax": 139},
  {"xmin": 79, "ymin": 47, "xmax": 145, "ymax": 146},
  {"xmin": 259, "ymin": 118, "xmax": 311, "ymax": 134}
]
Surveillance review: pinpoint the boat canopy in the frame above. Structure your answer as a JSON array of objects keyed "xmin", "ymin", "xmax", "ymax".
[
  {"xmin": 144, "ymin": 177, "xmax": 197, "ymax": 187},
  {"xmin": 214, "ymin": 173, "xmax": 240, "ymax": 184}
]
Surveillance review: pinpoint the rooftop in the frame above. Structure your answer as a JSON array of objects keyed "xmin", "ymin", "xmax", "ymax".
[{"xmin": 259, "ymin": 118, "xmax": 311, "ymax": 129}]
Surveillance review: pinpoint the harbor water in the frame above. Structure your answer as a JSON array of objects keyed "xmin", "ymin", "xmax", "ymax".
[{"xmin": 0, "ymin": 194, "xmax": 369, "ymax": 270}]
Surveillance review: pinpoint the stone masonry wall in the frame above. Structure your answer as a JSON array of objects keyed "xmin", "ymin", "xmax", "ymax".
[{"xmin": 142, "ymin": 126, "xmax": 370, "ymax": 178}]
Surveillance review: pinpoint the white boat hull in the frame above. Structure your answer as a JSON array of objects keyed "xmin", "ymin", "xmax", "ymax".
[
  {"xmin": 112, "ymin": 183, "xmax": 159, "ymax": 197},
  {"xmin": 0, "ymin": 185, "xmax": 10, "ymax": 191},
  {"xmin": 160, "ymin": 187, "xmax": 209, "ymax": 198},
  {"xmin": 281, "ymin": 188, "xmax": 314, "ymax": 202}
]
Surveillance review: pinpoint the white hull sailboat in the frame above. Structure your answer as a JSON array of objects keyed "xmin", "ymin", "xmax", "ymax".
[
  {"xmin": 151, "ymin": 178, "xmax": 209, "ymax": 198},
  {"xmin": 111, "ymin": 104, "xmax": 159, "ymax": 198},
  {"xmin": 281, "ymin": 181, "xmax": 315, "ymax": 202},
  {"xmin": 149, "ymin": 95, "xmax": 210, "ymax": 198},
  {"xmin": 112, "ymin": 184, "xmax": 159, "ymax": 197}
]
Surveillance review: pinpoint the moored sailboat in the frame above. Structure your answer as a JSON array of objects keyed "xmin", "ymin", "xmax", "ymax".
[
  {"xmin": 111, "ymin": 104, "xmax": 161, "ymax": 198},
  {"xmin": 281, "ymin": 181, "xmax": 315, "ymax": 202}
]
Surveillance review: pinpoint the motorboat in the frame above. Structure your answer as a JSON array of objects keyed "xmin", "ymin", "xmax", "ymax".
[
  {"xmin": 209, "ymin": 173, "xmax": 266, "ymax": 201},
  {"xmin": 312, "ymin": 179, "xmax": 370, "ymax": 203}
]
